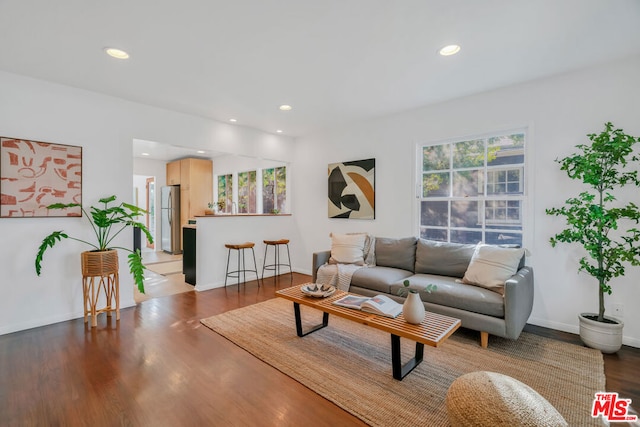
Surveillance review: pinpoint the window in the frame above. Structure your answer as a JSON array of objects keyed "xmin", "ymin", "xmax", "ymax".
[
  {"xmin": 238, "ymin": 170, "xmax": 257, "ymax": 213},
  {"xmin": 487, "ymin": 168, "xmax": 523, "ymax": 196},
  {"xmin": 217, "ymin": 174, "xmax": 233, "ymax": 213},
  {"xmin": 419, "ymin": 131, "xmax": 525, "ymax": 246},
  {"xmin": 262, "ymin": 166, "xmax": 286, "ymax": 213}
]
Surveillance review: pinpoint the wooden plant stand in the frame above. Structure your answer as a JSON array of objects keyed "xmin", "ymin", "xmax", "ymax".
[{"xmin": 81, "ymin": 250, "xmax": 120, "ymax": 327}]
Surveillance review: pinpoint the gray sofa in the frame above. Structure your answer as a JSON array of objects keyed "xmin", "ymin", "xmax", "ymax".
[{"xmin": 312, "ymin": 237, "xmax": 534, "ymax": 347}]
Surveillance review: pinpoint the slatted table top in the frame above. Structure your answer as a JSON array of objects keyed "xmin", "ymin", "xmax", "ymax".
[{"xmin": 276, "ymin": 284, "xmax": 461, "ymax": 348}]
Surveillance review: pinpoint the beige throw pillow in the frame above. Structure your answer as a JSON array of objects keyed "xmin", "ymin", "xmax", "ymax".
[
  {"xmin": 329, "ymin": 233, "xmax": 367, "ymax": 265},
  {"xmin": 462, "ymin": 244, "xmax": 525, "ymax": 294}
]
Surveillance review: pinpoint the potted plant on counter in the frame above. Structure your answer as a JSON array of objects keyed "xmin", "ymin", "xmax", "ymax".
[
  {"xmin": 546, "ymin": 122, "xmax": 640, "ymax": 353},
  {"xmin": 35, "ymin": 195, "xmax": 153, "ymax": 293}
]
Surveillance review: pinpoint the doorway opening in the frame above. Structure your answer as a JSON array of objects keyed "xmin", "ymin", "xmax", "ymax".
[
  {"xmin": 134, "ymin": 174, "xmax": 190, "ymax": 303},
  {"xmin": 146, "ymin": 177, "xmax": 155, "ymax": 249},
  {"xmin": 133, "ymin": 174, "xmax": 156, "ymax": 251}
]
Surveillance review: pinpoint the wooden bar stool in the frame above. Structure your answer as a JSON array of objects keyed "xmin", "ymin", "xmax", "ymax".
[
  {"xmin": 262, "ymin": 239, "xmax": 292, "ymax": 283},
  {"xmin": 224, "ymin": 242, "xmax": 260, "ymax": 291}
]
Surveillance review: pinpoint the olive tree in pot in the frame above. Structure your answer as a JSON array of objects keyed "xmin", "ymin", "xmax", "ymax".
[
  {"xmin": 35, "ymin": 195, "xmax": 153, "ymax": 294},
  {"xmin": 546, "ymin": 122, "xmax": 640, "ymax": 353}
]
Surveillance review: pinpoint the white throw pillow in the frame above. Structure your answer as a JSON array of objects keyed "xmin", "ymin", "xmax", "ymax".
[
  {"xmin": 462, "ymin": 244, "xmax": 525, "ymax": 295},
  {"xmin": 329, "ymin": 233, "xmax": 367, "ymax": 265}
]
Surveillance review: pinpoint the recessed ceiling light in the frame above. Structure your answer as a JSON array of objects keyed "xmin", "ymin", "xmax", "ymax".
[
  {"xmin": 141, "ymin": 152, "xmax": 149, "ymax": 156},
  {"xmin": 276, "ymin": 130, "xmax": 283, "ymax": 133},
  {"xmin": 229, "ymin": 118, "xmax": 237, "ymax": 122},
  {"xmin": 439, "ymin": 44, "xmax": 461, "ymax": 56},
  {"xmin": 104, "ymin": 47, "xmax": 130, "ymax": 59},
  {"xmin": 197, "ymin": 150, "xmax": 205, "ymax": 154},
  {"xmin": 279, "ymin": 105, "xmax": 292, "ymax": 111}
]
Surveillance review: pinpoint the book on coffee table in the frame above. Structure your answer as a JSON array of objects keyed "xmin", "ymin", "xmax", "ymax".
[{"xmin": 332, "ymin": 294, "xmax": 402, "ymax": 318}]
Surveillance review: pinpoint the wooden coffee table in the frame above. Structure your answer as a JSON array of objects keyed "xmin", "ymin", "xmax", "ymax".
[{"xmin": 276, "ymin": 284, "xmax": 461, "ymax": 380}]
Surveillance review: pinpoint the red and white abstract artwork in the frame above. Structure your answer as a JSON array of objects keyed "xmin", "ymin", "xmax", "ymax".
[{"xmin": 1, "ymin": 137, "xmax": 82, "ymax": 217}]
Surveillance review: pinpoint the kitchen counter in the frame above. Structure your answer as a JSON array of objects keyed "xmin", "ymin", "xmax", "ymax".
[{"xmin": 194, "ymin": 213, "xmax": 297, "ymax": 291}]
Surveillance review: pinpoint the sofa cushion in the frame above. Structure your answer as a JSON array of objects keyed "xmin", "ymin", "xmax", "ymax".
[
  {"xmin": 390, "ymin": 274, "xmax": 505, "ymax": 317},
  {"xmin": 462, "ymin": 244, "xmax": 525, "ymax": 295},
  {"xmin": 351, "ymin": 266, "xmax": 414, "ymax": 294},
  {"xmin": 337, "ymin": 232, "xmax": 377, "ymax": 265},
  {"xmin": 415, "ymin": 239, "xmax": 476, "ymax": 277},
  {"xmin": 375, "ymin": 237, "xmax": 417, "ymax": 272},
  {"xmin": 329, "ymin": 233, "xmax": 367, "ymax": 265}
]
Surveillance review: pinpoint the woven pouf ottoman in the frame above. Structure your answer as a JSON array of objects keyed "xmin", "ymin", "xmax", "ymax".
[{"xmin": 446, "ymin": 371, "xmax": 567, "ymax": 427}]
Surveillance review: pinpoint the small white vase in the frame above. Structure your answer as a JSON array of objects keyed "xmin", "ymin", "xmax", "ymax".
[{"xmin": 403, "ymin": 292, "xmax": 425, "ymax": 324}]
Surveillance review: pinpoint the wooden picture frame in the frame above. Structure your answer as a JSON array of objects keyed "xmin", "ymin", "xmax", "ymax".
[{"xmin": 0, "ymin": 137, "xmax": 82, "ymax": 217}]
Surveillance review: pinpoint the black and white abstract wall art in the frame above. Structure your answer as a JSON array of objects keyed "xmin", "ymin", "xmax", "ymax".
[{"xmin": 328, "ymin": 158, "xmax": 375, "ymax": 219}]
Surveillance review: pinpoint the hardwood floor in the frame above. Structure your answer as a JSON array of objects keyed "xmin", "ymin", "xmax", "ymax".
[{"xmin": 1, "ymin": 273, "xmax": 638, "ymax": 426}]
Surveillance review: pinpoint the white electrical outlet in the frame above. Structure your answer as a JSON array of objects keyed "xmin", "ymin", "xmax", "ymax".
[{"xmin": 612, "ymin": 303, "xmax": 624, "ymax": 317}]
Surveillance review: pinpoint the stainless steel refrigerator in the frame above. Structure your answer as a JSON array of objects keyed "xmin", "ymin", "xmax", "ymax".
[{"xmin": 161, "ymin": 185, "xmax": 182, "ymax": 254}]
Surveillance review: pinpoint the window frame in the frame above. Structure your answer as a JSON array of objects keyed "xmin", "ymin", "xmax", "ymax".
[
  {"xmin": 417, "ymin": 129, "xmax": 527, "ymax": 246},
  {"xmin": 237, "ymin": 169, "xmax": 257, "ymax": 213},
  {"xmin": 216, "ymin": 173, "xmax": 233, "ymax": 213},
  {"xmin": 262, "ymin": 165, "xmax": 287, "ymax": 214}
]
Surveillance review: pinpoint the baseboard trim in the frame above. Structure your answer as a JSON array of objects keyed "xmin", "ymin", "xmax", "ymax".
[{"xmin": 529, "ymin": 316, "xmax": 640, "ymax": 348}]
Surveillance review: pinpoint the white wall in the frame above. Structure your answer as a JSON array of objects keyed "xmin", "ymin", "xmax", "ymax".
[
  {"xmin": 0, "ymin": 70, "xmax": 294, "ymax": 335},
  {"xmin": 291, "ymin": 55, "xmax": 640, "ymax": 347},
  {"xmin": 213, "ymin": 154, "xmax": 287, "ymax": 176},
  {"xmin": 195, "ymin": 215, "xmax": 300, "ymax": 291},
  {"xmin": 3, "ymin": 57, "xmax": 640, "ymax": 347}
]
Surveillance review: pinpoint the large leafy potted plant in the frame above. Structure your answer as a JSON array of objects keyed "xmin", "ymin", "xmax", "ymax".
[
  {"xmin": 35, "ymin": 195, "xmax": 153, "ymax": 293},
  {"xmin": 546, "ymin": 122, "xmax": 640, "ymax": 353}
]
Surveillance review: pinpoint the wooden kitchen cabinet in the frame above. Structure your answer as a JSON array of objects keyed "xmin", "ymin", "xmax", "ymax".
[
  {"xmin": 166, "ymin": 158, "xmax": 213, "ymax": 249},
  {"xmin": 166, "ymin": 160, "xmax": 181, "ymax": 185}
]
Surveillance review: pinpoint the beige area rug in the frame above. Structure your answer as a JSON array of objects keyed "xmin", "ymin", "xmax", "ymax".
[
  {"xmin": 201, "ymin": 298, "xmax": 606, "ymax": 426},
  {"xmin": 146, "ymin": 260, "xmax": 183, "ymax": 276}
]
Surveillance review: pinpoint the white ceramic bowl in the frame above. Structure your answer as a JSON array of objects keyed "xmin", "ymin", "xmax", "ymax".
[{"xmin": 300, "ymin": 283, "xmax": 336, "ymax": 298}]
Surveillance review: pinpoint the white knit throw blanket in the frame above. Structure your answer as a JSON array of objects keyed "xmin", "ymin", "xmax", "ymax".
[
  {"xmin": 316, "ymin": 233, "xmax": 375, "ymax": 291},
  {"xmin": 316, "ymin": 263, "xmax": 365, "ymax": 291}
]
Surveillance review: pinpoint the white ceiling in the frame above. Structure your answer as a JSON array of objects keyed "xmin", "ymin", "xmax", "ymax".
[
  {"xmin": 1, "ymin": 0, "xmax": 640, "ymax": 141},
  {"xmin": 132, "ymin": 139, "xmax": 226, "ymax": 162}
]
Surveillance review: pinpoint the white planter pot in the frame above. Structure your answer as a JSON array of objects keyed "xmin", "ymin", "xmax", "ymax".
[
  {"xmin": 578, "ymin": 313, "xmax": 623, "ymax": 354},
  {"xmin": 403, "ymin": 292, "xmax": 425, "ymax": 324}
]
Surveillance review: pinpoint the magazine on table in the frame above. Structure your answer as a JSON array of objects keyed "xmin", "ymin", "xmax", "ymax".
[{"xmin": 332, "ymin": 294, "xmax": 402, "ymax": 318}]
